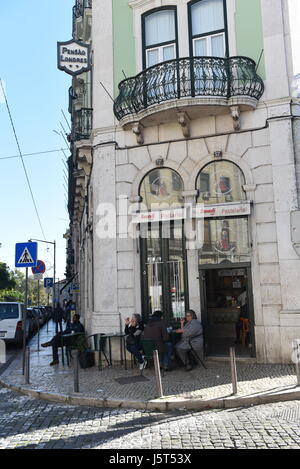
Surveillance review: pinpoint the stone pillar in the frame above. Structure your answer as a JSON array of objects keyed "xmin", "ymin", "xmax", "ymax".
[
  {"xmin": 182, "ymin": 190, "xmax": 200, "ymax": 316},
  {"xmin": 269, "ymin": 116, "xmax": 300, "ymax": 362},
  {"xmin": 92, "ymin": 143, "xmax": 118, "ymax": 333}
]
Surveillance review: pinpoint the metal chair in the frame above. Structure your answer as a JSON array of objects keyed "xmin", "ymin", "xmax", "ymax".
[
  {"xmin": 140, "ymin": 338, "xmax": 164, "ymax": 376},
  {"xmin": 188, "ymin": 336, "xmax": 207, "ymax": 370},
  {"xmin": 88, "ymin": 333, "xmax": 110, "ymax": 370},
  {"xmin": 61, "ymin": 333, "xmax": 85, "ymax": 366}
]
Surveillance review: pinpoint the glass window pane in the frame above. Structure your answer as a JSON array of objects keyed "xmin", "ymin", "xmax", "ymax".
[
  {"xmin": 163, "ymin": 45, "xmax": 175, "ymax": 61},
  {"xmin": 145, "ymin": 10, "xmax": 176, "ymax": 47},
  {"xmin": 0, "ymin": 304, "xmax": 19, "ymax": 320},
  {"xmin": 191, "ymin": 0, "xmax": 224, "ymax": 36},
  {"xmin": 194, "ymin": 38, "xmax": 208, "ymax": 56},
  {"xmin": 197, "ymin": 161, "xmax": 246, "ymax": 205},
  {"xmin": 140, "ymin": 168, "xmax": 183, "ymax": 209},
  {"xmin": 147, "ymin": 49, "xmax": 159, "ymax": 67},
  {"xmin": 199, "ymin": 218, "xmax": 250, "ymax": 264},
  {"xmin": 211, "ymin": 33, "xmax": 225, "ymax": 56}
]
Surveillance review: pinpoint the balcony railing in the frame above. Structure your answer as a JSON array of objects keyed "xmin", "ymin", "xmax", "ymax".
[
  {"xmin": 114, "ymin": 56, "xmax": 264, "ymax": 122},
  {"xmin": 74, "ymin": 108, "xmax": 92, "ymax": 141},
  {"xmin": 72, "ymin": 0, "xmax": 92, "ymax": 37}
]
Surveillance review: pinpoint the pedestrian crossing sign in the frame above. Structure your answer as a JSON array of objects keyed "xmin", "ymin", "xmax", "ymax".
[{"xmin": 15, "ymin": 242, "xmax": 38, "ymax": 268}]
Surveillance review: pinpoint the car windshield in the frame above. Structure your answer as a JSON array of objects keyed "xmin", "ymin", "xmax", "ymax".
[{"xmin": 0, "ymin": 304, "xmax": 19, "ymax": 320}]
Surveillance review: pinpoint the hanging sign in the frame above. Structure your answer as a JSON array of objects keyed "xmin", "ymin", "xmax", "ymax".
[{"xmin": 57, "ymin": 40, "xmax": 91, "ymax": 76}]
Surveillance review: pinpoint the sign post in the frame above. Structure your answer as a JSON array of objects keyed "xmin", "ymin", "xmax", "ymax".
[
  {"xmin": 15, "ymin": 242, "xmax": 38, "ymax": 375},
  {"xmin": 32, "ymin": 260, "xmax": 46, "ymax": 352}
]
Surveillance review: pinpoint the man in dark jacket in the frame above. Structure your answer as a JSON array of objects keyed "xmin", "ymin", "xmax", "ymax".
[
  {"xmin": 53, "ymin": 302, "xmax": 65, "ymax": 333},
  {"xmin": 143, "ymin": 311, "xmax": 173, "ymax": 371},
  {"xmin": 41, "ymin": 314, "xmax": 84, "ymax": 366}
]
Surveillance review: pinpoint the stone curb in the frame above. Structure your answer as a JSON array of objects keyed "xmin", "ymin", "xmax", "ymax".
[{"xmin": 1, "ymin": 377, "xmax": 300, "ymax": 412}]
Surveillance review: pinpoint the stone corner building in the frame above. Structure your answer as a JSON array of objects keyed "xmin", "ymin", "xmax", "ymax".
[{"xmin": 67, "ymin": 0, "xmax": 300, "ymax": 363}]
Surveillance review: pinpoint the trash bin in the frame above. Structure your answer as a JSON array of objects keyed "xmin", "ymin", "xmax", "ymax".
[{"xmin": 78, "ymin": 350, "xmax": 95, "ymax": 369}]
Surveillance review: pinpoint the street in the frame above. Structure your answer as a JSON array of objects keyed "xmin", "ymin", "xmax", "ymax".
[{"xmin": 0, "ymin": 384, "xmax": 300, "ymax": 449}]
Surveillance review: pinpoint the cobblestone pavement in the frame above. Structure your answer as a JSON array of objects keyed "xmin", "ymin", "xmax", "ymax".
[
  {"xmin": 1, "ymin": 385, "xmax": 300, "ymax": 449},
  {"xmin": 1, "ymin": 321, "xmax": 299, "ymax": 405}
]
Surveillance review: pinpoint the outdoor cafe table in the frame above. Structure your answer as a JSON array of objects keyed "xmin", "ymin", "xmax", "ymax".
[{"xmin": 100, "ymin": 333, "xmax": 127, "ymax": 370}]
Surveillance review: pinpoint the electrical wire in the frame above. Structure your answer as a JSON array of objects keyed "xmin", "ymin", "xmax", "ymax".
[
  {"xmin": 0, "ymin": 148, "xmax": 69, "ymax": 160},
  {"xmin": 0, "ymin": 78, "xmax": 47, "ymax": 241}
]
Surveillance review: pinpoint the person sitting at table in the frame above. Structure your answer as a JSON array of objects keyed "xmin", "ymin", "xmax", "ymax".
[
  {"xmin": 41, "ymin": 314, "xmax": 85, "ymax": 366},
  {"xmin": 124, "ymin": 314, "xmax": 146, "ymax": 370},
  {"xmin": 143, "ymin": 310, "xmax": 173, "ymax": 372},
  {"xmin": 175, "ymin": 310, "xmax": 203, "ymax": 372}
]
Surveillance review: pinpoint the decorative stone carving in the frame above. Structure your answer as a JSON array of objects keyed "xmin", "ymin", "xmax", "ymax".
[
  {"xmin": 230, "ymin": 105, "xmax": 241, "ymax": 131},
  {"xmin": 132, "ymin": 122, "xmax": 144, "ymax": 144},
  {"xmin": 177, "ymin": 111, "xmax": 190, "ymax": 138}
]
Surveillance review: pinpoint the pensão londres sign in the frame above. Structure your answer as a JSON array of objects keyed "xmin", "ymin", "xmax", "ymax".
[{"xmin": 57, "ymin": 40, "xmax": 91, "ymax": 76}]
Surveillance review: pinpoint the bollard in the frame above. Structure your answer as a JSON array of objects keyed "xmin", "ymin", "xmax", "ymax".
[
  {"xmin": 37, "ymin": 319, "xmax": 40, "ymax": 352},
  {"xmin": 293, "ymin": 340, "xmax": 300, "ymax": 387},
  {"xmin": 24, "ymin": 346, "xmax": 30, "ymax": 385},
  {"xmin": 153, "ymin": 350, "xmax": 164, "ymax": 398},
  {"xmin": 74, "ymin": 350, "xmax": 80, "ymax": 393},
  {"xmin": 230, "ymin": 347, "xmax": 238, "ymax": 395}
]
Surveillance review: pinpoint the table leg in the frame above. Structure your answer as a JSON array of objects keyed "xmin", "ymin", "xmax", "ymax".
[
  {"xmin": 123, "ymin": 337, "xmax": 127, "ymax": 370},
  {"xmin": 108, "ymin": 337, "xmax": 112, "ymax": 367}
]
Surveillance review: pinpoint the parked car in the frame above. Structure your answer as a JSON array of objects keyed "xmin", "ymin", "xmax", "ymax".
[
  {"xmin": 26, "ymin": 308, "xmax": 39, "ymax": 334},
  {"xmin": 31, "ymin": 307, "xmax": 44, "ymax": 327},
  {"xmin": 39, "ymin": 306, "xmax": 48, "ymax": 324},
  {"xmin": 0, "ymin": 302, "xmax": 30, "ymax": 346}
]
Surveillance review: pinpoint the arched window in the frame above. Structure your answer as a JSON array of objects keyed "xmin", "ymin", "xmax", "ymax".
[
  {"xmin": 139, "ymin": 168, "xmax": 184, "ymax": 209},
  {"xmin": 196, "ymin": 160, "xmax": 246, "ymax": 205},
  {"xmin": 188, "ymin": 0, "xmax": 228, "ymax": 57},
  {"xmin": 142, "ymin": 8, "xmax": 178, "ymax": 68}
]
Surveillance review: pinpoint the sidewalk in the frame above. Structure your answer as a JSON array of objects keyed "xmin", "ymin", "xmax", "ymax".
[{"xmin": 1, "ymin": 321, "xmax": 300, "ymax": 411}]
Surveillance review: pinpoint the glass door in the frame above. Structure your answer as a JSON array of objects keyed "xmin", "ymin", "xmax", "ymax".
[
  {"xmin": 199, "ymin": 265, "xmax": 255, "ymax": 357},
  {"xmin": 140, "ymin": 221, "xmax": 188, "ymax": 323}
]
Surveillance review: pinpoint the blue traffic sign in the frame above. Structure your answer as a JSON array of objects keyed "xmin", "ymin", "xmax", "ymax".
[
  {"xmin": 15, "ymin": 242, "xmax": 38, "ymax": 268},
  {"xmin": 44, "ymin": 278, "xmax": 53, "ymax": 288}
]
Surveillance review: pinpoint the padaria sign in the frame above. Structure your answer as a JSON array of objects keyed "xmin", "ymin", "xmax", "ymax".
[{"xmin": 57, "ymin": 40, "xmax": 91, "ymax": 76}]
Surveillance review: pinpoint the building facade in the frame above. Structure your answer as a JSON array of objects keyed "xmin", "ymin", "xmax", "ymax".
[{"xmin": 68, "ymin": 0, "xmax": 300, "ymax": 363}]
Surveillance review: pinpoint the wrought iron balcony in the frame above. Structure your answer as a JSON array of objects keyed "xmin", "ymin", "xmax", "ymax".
[
  {"xmin": 73, "ymin": 0, "xmax": 92, "ymax": 19},
  {"xmin": 72, "ymin": 0, "xmax": 92, "ymax": 38},
  {"xmin": 114, "ymin": 56, "xmax": 264, "ymax": 124},
  {"xmin": 73, "ymin": 108, "xmax": 92, "ymax": 141}
]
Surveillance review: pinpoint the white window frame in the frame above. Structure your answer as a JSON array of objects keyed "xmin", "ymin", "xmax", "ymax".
[
  {"xmin": 193, "ymin": 32, "xmax": 226, "ymax": 57},
  {"xmin": 146, "ymin": 43, "xmax": 176, "ymax": 68}
]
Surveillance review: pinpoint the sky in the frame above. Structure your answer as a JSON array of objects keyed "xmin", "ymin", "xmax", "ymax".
[{"xmin": 0, "ymin": 0, "xmax": 74, "ymax": 282}]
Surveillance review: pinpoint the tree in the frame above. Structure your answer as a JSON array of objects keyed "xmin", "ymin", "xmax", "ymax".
[
  {"xmin": 0, "ymin": 263, "xmax": 16, "ymax": 291},
  {"xmin": 0, "ymin": 268, "xmax": 48, "ymax": 304}
]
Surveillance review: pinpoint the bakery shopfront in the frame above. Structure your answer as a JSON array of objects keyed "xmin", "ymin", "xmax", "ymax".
[{"xmin": 137, "ymin": 160, "xmax": 255, "ymax": 358}]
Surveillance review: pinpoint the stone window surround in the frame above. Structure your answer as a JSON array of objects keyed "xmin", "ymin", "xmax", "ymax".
[{"xmin": 128, "ymin": 0, "xmax": 237, "ymax": 74}]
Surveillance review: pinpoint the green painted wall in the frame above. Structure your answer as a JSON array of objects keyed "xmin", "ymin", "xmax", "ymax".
[
  {"xmin": 112, "ymin": 0, "xmax": 136, "ymax": 97},
  {"xmin": 235, "ymin": 0, "xmax": 265, "ymax": 78}
]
